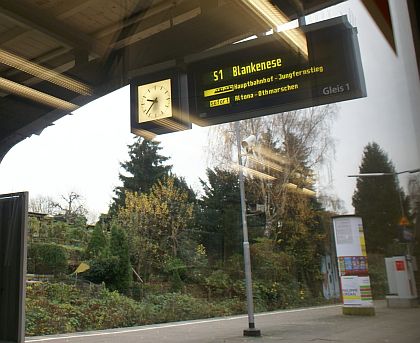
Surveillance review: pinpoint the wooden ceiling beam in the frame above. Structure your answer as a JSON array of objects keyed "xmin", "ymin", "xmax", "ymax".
[
  {"xmin": 94, "ymin": 0, "xmax": 181, "ymax": 39},
  {"xmin": 0, "ymin": 26, "xmax": 28, "ymax": 45},
  {"xmin": 54, "ymin": 0, "xmax": 102, "ymax": 20},
  {"xmin": 0, "ymin": 0, "xmax": 103, "ymax": 56}
]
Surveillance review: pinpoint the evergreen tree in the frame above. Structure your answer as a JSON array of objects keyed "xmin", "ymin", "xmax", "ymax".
[
  {"xmin": 109, "ymin": 224, "xmax": 132, "ymax": 293},
  {"xmin": 170, "ymin": 173, "xmax": 197, "ymax": 203},
  {"xmin": 352, "ymin": 142, "xmax": 404, "ymax": 253},
  {"xmin": 85, "ymin": 224, "xmax": 132, "ymax": 293},
  {"xmin": 110, "ymin": 137, "xmax": 172, "ymax": 213},
  {"xmin": 198, "ymin": 168, "xmax": 242, "ymax": 263},
  {"xmin": 86, "ymin": 223, "xmax": 109, "ymax": 259}
]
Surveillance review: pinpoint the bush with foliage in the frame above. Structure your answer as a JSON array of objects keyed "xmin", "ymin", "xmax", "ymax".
[
  {"xmin": 204, "ymin": 270, "xmax": 233, "ymax": 298},
  {"xmin": 250, "ymin": 238, "xmax": 295, "ymax": 283},
  {"xmin": 25, "ymin": 282, "xmax": 246, "ymax": 336},
  {"xmin": 84, "ymin": 256, "xmax": 120, "ymax": 289},
  {"xmin": 145, "ymin": 293, "xmax": 211, "ymax": 322},
  {"xmin": 83, "ymin": 223, "xmax": 132, "ymax": 293},
  {"xmin": 27, "ymin": 243, "xmax": 68, "ymax": 275},
  {"xmin": 182, "ymin": 243, "xmax": 209, "ymax": 283},
  {"xmin": 163, "ymin": 257, "xmax": 186, "ymax": 292},
  {"xmin": 26, "ymin": 282, "xmax": 148, "ymax": 336},
  {"xmin": 85, "ymin": 223, "xmax": 109, "ymax": 259}
]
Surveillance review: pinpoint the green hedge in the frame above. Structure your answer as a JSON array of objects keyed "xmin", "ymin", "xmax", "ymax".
[
  {"xmin": 26, "ymin": 282, "xmax": 247, "ymax": 336},
  {"xmin": 27, "ymin": 243, "xmax": 68, "ymax": 275},
  {"xmin": 26, "ymin": 282, "xmax": 148, "ymax": 336},
  {"xmin": 26, "ymin": 278, "xmax": 332, "ymax": 337}
]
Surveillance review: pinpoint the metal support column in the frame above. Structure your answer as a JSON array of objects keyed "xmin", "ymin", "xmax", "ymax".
[{"xmin": 235, "ymin": 121, "xmax": 261, "ymax": 337}]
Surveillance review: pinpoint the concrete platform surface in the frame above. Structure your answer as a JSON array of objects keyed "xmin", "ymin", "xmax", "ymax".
[{"xmin": 26, "ymin": 301, "xmax": 420, "ymax": 343}]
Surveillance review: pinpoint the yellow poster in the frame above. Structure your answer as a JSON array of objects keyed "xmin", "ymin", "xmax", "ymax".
[{"xmin": 341, "ymin": 276, "xmax": 361, "ymax": 306}]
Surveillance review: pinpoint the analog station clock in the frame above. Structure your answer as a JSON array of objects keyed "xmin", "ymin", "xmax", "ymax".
[
  {"xmin": 138, "ymin": 78, "xmax": 172, "ymax": 123},
  {"xmin": 130, "ymin": 64, "xmax": 191, "ymax": 135}
]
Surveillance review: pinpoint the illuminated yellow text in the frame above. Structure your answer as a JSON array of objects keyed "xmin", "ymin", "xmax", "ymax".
[
  {"xmin": 202, "ymin": 63, "xmax": 325, "ymax": 111},
  {"xmin": 213, "ymin": 69, "xmax": 224, "ymax": 81},
  {"xmin": 210, "ymin": 97, "xmax": 230, "ymax": 107},
  {"xmin": 279, "ymin": 66, "xmax": 324, "ymax": 80},
  {"xmin": 204, "ymin": 85, "xmax": 234, "ymax": 97},
  {"xmin": 232, "ymin": 58, "xmax": 282, "ymax": 77},
  {"xmin": 233, "ymin": 84, "xmax": 298, "ymax": 102}
]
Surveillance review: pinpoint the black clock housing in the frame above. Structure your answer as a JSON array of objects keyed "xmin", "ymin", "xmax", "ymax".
[{"xmin": 130, "ymin": 61, "xmax": 191, "ymax": 135}]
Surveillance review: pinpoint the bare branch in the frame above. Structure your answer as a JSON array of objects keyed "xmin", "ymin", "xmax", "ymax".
[{"xmin": 206, "ymin": 105, "xmax": 338, "ymax": 237}]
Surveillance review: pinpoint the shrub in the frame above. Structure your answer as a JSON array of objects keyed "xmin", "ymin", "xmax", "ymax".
[
  {"xmin": 250, "ymin": 238, "xmax": 295, "ymax": 283},
  {"xmin": 25, "ymin": 280, "xmax": 332, "ymax": 337},
  {"xmin": 204, "ymin": 270, "xmax": 232, "ymax": 298},
  {"xmin": 207, "ymin": 298, "xmax": 246, "ymax": 316},
  {"xmin": 25, "ymin": 282, "xmax": 147, "ymax": 336},
  {"xmin": 85, "ymin": 223, "xmax": 109, "ymax": 259},
  {"xmin": 163, "ymin": 257, "xmax": 186, "ymax": 292},
  {"xmin": 223, "ymin": 254, "xmax": 244, "ymax": 280},
  {"xmin": 182, "ymin": 244, "xmax": 209, "ymax": 283},
  {"xmin": 142, "ymin": 293, "xmax": 249, "ymax": 323},
  {"xmin": 252, "ymin": 279, "xmax": 314, "ymax": 310},
  {"xmin": 27, "ymin": 243, "xmax": 68, "ymax": 275},
  {"xmin": 84, "ymin": 256, "xmax": 120, "ymax": 289},
  {"xmin": 64, "ymin": 246, "xmax": 85, "ymax": 269}
]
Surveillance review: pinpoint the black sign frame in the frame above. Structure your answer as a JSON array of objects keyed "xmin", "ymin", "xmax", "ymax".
[{"xmin": 186, "ymin": 16, "xmax": 366, "ymax": 126}]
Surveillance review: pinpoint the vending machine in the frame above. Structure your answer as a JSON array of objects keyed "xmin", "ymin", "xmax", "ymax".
[{"xmin": 385, "ymin": 256, "xmax": 418, "ymax": 307}]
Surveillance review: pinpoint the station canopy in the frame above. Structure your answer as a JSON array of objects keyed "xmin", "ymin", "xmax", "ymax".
[{"xmin": 0, "ymin": 0, "xmax": 349, "ymax": 161}]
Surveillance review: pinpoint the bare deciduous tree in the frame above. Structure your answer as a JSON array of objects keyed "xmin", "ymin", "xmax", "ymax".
[
  {"xmin": 30, "ymin": 191, "xmax": 89, "ymax": 223},
  {"xmin": 29, "ymin": 195, "xmax": 59, "ymax": 215},
  {"xmin": 207, "ymin": 105, "xmax": 336, "ymax": 172},
  {"xmin": 52, "ymin": 191, "xmax": 88, "ymax": 221},
  {"xmin": 206, "ymin": 104, "xmax": 337, "ymax": 238}
]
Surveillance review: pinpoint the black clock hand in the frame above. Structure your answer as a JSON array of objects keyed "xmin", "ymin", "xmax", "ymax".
[{"xmin": 145, "ymin": 98, "xmax": 157, "ymax": 116}]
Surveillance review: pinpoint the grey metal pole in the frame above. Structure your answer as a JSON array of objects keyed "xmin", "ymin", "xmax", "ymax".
[{"xmin": 235, "ymin": 121, "xmax": 261, "ymax": 337}]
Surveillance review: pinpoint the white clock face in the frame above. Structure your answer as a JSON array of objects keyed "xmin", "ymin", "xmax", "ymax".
[{"xmin": 138, "ymin": 79, "xmax": 172, "ymax": 123}]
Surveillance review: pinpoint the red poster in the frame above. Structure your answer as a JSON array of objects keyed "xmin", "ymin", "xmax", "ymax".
[{"xmin": 395, "ymin": 260, "xmax": 405, "ymax": 271}]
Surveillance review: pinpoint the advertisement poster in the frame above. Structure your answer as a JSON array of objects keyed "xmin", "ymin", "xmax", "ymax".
[
  {"xmin": 341, "ymin": 276, "xmax": 373, "ymax": 307},
  {"xmin": 333, "ymin": 216, "xmax": 363, "ymax": 257},
  {"xmin": 333, "ymin": 216, "xmax": 374, "ymax": 310},
  {"xmin": 359, "ymin": 276, "xmax": 374, "ymax": 307},
  {"xmin": 341, "ymin": 276, "xmax": 361, "ymax": 306},
  {"xmin": 338, "ymin": 256, "xmax": 368, "ymax": 275}
]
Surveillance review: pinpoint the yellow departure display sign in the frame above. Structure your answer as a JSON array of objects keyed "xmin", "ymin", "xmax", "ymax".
[{"xmin": 187, "ymin": 16, "xmax": 366, "ymax": 126}]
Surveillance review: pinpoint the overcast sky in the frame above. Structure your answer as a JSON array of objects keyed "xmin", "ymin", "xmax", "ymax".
[{"xmin": 0, "ymin": 0, "xmax": 419, "ymax": 220}]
